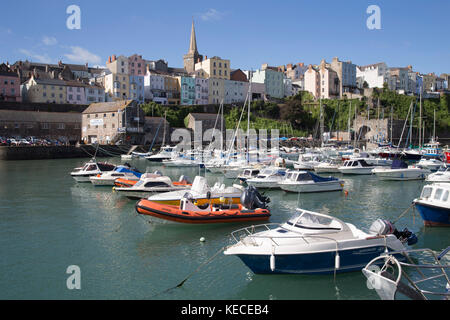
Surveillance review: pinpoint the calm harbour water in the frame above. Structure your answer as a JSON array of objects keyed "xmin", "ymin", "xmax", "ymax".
[{"xmin": 0, "ymin": 157, "xmax": 448, "ymax": 300}]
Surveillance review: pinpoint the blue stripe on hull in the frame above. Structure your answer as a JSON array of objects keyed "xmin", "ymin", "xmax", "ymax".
[
  {"xmin": 237, "ymin": 246, "xmax": 401, "ymax": 275},
  {"xmin": 415, "ymin": 203, "xmax": 450, "ymax": 226}
]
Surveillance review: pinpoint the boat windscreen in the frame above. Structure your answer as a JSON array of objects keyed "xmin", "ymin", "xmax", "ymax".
[
  {"xmin": 288, "ymin": 211, "xmax": 342, "ymax": 230},
  {"xmin": 391, "ymin": 160, "xmax": 408, "ymax": 169}
]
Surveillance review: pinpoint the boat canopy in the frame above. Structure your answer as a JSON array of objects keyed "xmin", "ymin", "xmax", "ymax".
[
  {"xmin": 291, "ymin": 171, "xmax": 338, "ymax": 182},
  {"xmin": 115, "ymin": 166, "xmax": 142, "ymax": 177},
  {"xmin": 391, "ymin": 160, "xmax": 408, "ymax": 169},
  {"xmin": 285, "ymin": 209, "xmax": 345, "ymax": 231}
]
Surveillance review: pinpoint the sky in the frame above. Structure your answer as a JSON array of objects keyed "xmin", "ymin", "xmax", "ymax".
[{"xmin": 0, "ymin": 0, "xmax": 449, "ymax": 75}]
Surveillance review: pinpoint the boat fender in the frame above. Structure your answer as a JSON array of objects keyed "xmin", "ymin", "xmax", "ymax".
[
  {"xmin": 270, "ymin": 254, "xmax": 275, "ymax": 272},
  {"xmin": 335, "ymin": 252, "xmax": 340, "ymax": 270}
]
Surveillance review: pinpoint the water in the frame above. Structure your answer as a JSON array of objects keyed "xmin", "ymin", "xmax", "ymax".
[{"xmin": 0, "ymin": 157, "xmax": 448, "ymax": 300}]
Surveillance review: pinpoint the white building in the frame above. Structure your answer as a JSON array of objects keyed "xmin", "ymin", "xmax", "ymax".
[
  {"xmin": 356, "ymin": 62, "xmax": 389, "ymax": 89},
  {"xmin": 144, "ymin": 69, "xmax": 167, "ymax": 104},
  {"xmin": 194, "ymin": 76, "xmax": 209, "ymax": 105},
  {"xmin": 224, "ymin": 79, "xmax": 248, "ymax": 104}
]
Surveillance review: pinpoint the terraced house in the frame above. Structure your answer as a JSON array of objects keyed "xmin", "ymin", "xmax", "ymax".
[{"xmin": 0, "ymin": 63, "xmax": 21, "ymax": 102}]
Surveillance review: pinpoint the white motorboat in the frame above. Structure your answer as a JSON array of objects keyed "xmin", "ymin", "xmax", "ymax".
[
  {"xmin": 70, "ymin": 159, "xmax": 116, "ymax": 182},
  {"xmin": 338, "ymin": 159, "xmax": 375, "ymax": 175},
  {"xmin": 146, "ymin": 176, "xmax": 244, "ymax": 206},
  {"xmin": 89, "ymin": 164, "xmax": 142, "ymax": 186},
  {"xmin": 314, "ymin": 159, "xmax": 342, "ymax": 173},
  {"xmin": 293, "ymin": 153, "xmax": 324, "ymax": 170},
  {"xmin": 113, "ymin": 173, "xmax": 191, "ymax": 200},
  {"xmin": 350, "ymin": 151, "xmax": 392, "ymax": 167},
  {"xmin": 145, "ymin": 146, "xmax": 178, "ymax": 163},
  {"xmin": 413, "ymin": 183, "xmax": 450, "ymax": 226},
  {"xmin": 372, "ymin": 160, "xmax": 431, "ymax": 181},
  {"xmin": 278, "ymin": 170, "xmax": 344, "ymax": 193},
  {"xmin": 237, "ymin": 168, "xmax": 261, "ymax": 182},
  {"xmin": 224, "ymin": 209, "xmax": 416, "ymax": 274},
  {"xmin": 417, "ymin": 156, "xmax": 446, "ymax": 172},
  {"xmin": 245, "ymin": 167, "xmax": 287, "ymax": 189},
  {"xmin": 426, "ymin": 167, "xmax": 450, "ymax": 183}
]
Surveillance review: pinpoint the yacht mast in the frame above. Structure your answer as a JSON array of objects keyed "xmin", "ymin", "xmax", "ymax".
[{"xmin": 418, "ymin": 87, "xmax": 422, "ymax": 148}]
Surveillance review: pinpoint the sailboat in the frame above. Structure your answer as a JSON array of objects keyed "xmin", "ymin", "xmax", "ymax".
[{"xmin": 145, "ymin": 111, "xmax": 178, "ymax": 163}]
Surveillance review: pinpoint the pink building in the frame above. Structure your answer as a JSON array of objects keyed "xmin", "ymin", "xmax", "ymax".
[
  {"xmin": 0, "ymin": 63, "xmax": 21, "ymax": 102},
  {"xmin": 128, "ymin": 54, "xmax": 146, "ymax": 76}
]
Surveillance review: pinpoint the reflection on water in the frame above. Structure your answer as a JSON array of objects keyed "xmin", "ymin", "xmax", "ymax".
[{"xmin": 0, "ymin": 157, "xmax": 448, "ymax": 300}]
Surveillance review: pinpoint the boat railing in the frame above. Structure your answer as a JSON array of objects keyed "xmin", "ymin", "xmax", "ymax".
[
  {"xmin": 229, "ymin": 224, "xmax": 343, "ymax": 248},
  {"xmin": 363, "ymin": 247, "xmax": 450, "ymax": 300}
]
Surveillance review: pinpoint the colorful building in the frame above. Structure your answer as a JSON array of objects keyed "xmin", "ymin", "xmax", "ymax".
[
  {"xmin": 0, "ymin": 63, "xmax": 21, "ymax": 102},
  {"xmin": 129, "ymin": 75, "xmax": 145, "ymax": 103},
  {"xmin": 178, "ymin": 76, "xmax": 196, "ymax": 105}
]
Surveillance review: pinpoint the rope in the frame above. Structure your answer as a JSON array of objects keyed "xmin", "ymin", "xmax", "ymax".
[
  {"xmin": 392, "ymin": 203, "xmax": 415, "ymax": 224},
  {"xmin": 149, "ymin": 245, "xmax": 226, "ymax": 298}
]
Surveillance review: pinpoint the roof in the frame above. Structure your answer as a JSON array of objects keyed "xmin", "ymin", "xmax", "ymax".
[
  {"xmin": 82, "ymin": 100, "xmax": 135, "ymax": 114},
  {"xmin": 0, "ymin": 109, "xmax": 81, "ymax": 122}
]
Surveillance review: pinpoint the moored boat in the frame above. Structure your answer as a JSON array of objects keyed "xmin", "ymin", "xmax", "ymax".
[
  {"xmin": 338, "ymin": 159, "xmax": 375, "ymax": 175},
  {"xmin": 224, "ymin": 209, "xmax": 416, "ymax": 274},
  {"xmin": 145, "ymin": 176, "xmax": 243, "ymax": 206},
  {"xmin": 70, "ymin": 159, "xmax": 116, "ymax": 182},
  {"xmin": 113, "ymin": 173, "xmax": 191, "ymax": 200},
  {"xmin": 426, "ymin": 167, "xmax": 450, "ymax": 183},
  {"xmin": 372, "ymin": 160, "xmax": 430, "ymax": 181},
  {"xmin": 413, "ymin": 183, "xmax": 450, "ymax": 226},
  {"xmin": 90, "ymin": 164, "xmax": 142, "ymax": 186},
  {"xmin": 278, "ymin": 170, "xmax": 344, "ymax": 193},
  {"xmin": 135, "ymin": 186, "xmax": 270, "ymax": 224}
]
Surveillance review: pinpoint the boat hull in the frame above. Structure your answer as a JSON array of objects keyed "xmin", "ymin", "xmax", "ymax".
[
  {"xmin": 373, "ymin": 169, "xmax": 428, "ymax": 181},
  {"xmin": 279, "ymin": 181, "xmax": 343, "ymax": 193},
  {"xmin": 414, "ymin": 202, "xmax": 450, "ymax": 227},
  {"xmin": 136, "ymin": 200, "xmax": 270, "ymax": 224},
  {"xmin": 71, "ymin": 173, "xmax": 98, "ymax": 182},
  {"xmin": 234, "ymin": 246, "xmax": 400, "ymax": 275},
  {"xmin": 338, "ymin": 168, "xmax": 374, "ymax": 175},
  {"xmin": 246, "ymin": 180, "xmax": 282, "ymax": 189}
]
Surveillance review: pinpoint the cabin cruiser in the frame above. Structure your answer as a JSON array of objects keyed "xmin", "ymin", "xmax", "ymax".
[
  {"xmin": 145, "ymin": 146, "xmax": 178, "ymax": 163},
  {"xmin": 350, "ymin": 151, "xmax": 392, "ymax": 167},
  {"xmin": 417, "ymin": 155, "xmax": 446, "ymax": 172},
  {"xmin": 245, "ymin": 167, "xmax": 287, "ymax": 189},
  {"xmin": 90, "ymin": 164, "xmax": 142, "ymax": 186},
  {"xmin": 146, "ymin": 176, "xmax": 244, "ymax": 206},
  {"xmin": 113, "ymin": 173, "xmax": 192, "ymax": 200},
  {"xmin": 426, "ymin": 167, "xmax": 450, "ymax": 183},
  {"xmin": 136, "ymin": 186, "xmax": 270, "ymax": 224},
  {"xmin": 70, "ymin": 159, "xmax": 116, "ymax": 182},
  {"xmin": 278, "ymin": 170, "xmax": 344, "ymax": 193},
  {"xmin": 314, "ymin": 158, "xmax": 342, "ymax": 173},
  {"xmin": 338, "ymin": 159, "xmax": 375, "ymax": 175},
  {"xmin": 413, "ymin": 183, "xmax": 450, "ymax": 227},
  {"xmin": 224, "ymin": 209, "xmax": 416, "ymax": 274},
  {"xmin": 293, "ymin": 153, "xmax": 324, "ymax": 170},
  {"xmin": 237, "ymin": 168, "xmax": 261, "ymax": 182},
  {"xmin": 372, "ymin": 160, "xmax": 431, "ymax": 181}
]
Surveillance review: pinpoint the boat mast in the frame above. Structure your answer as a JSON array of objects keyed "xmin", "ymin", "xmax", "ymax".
[
  {"xmin": 347, "ymin": 101, "xmax": 351, "ymax": 146},
  {"xmin": 433, "ymin": 108, "xmax": 436, "ymax": 142},
  {"xmin": 390, "ymin": 105, "xmax": 393, "ymax": 145},
  {"xmin": 319, "ymin": 97, "xmax": 324, "ymax": 147},
  {"xmin": 162, "ymin": 110, "xmax": 167, "ymax": 148},
  {"xmin": 247, "ymin": 72, "xmax": 252, "ymax": 163},
  {"xmin": 418, "ymin": 86, "xmax": 422, "ymax": 149}
]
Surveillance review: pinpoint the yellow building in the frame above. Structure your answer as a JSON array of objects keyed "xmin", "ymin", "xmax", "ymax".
[
  {"xmin": 163, "ymin": 75, "xmax": 180, "ymax": 105},
  {"xmin": 208, "ymin": 78, "xmax": 225, "ymax": 104},
  {"xmin": 105, "ymin": 55, "xmax": 130, "ymax": 101},
  {"xmin": 23, "ymin": 76, "xmax": 67, "ymax": 104},
  {"xmin": 195, "ymin": 56, "xmax": 230, "ymax": 80}
]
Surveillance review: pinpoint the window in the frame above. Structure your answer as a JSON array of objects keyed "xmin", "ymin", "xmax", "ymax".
[
  {"xmin": 421, "ymin": 187, "xmax": 432, "ymax": 198},
  {"xmin": 57, "ymin": 123, "xmax": 65, "ymax": 130},
  {"xmin": 442, "ymin": 190, "xmax": 449, "ymax": 202},
  {"xmin": 41, "ymin": 123, "xmax": 50, "ymax": 129},
  {"xmin": 434, "ymin": 188, "xmax": 443, "ymax": 200}
]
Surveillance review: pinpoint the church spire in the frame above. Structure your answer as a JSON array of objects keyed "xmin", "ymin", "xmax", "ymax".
[{"xmin": 189, "ymin": 19, "xmax": 198, "ymax": 54}]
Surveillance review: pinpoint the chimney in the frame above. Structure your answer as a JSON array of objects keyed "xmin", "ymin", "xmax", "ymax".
[
  {"xmin": 205, "ymin": 55, "xmax": 207, "ymax": 60},
  {"xmin": 58, "ymin": 60, "xmax": 62, "ymax": 67},
  {"xmin": 45, "ymin": 65, "xmax": 49, "ymax": 73},
  {"xmin": 107, "ymin": 56, "xmax": 111, "ymax": 64},
  {"xmin": 112, "ymin": 55, "xmax": 117, "ymax": 61},
  {"xmin": 287, "ymin": 63, "xmax": 293, "ymax": 70},
  {"xmin": 85, "ymin": 62, "xmax": 88, "ymax": 68}
]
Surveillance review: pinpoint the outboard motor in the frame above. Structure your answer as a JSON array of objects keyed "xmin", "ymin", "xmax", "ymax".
[
  {"xmin": 369, "ymin": 219, "xmax": 418, "ymax": 246},
  {"xmin": 240, "ymin": 186, "xmax": 270, "ymax": 210}
]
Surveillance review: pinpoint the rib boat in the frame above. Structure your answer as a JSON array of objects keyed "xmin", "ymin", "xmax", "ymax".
[{"xmin": 135, "ymin": 186, "xmax": 270, "ymax": 224}]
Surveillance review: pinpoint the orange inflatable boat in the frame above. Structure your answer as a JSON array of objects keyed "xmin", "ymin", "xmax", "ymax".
[{"xmin": 135, "ymin": 186, "xmax": 271, "ymax": 224}]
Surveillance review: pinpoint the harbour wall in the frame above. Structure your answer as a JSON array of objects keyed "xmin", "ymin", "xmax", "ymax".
[{"xmin": 0, "ymin": 145, "xmax": 131, "ymax": 161}]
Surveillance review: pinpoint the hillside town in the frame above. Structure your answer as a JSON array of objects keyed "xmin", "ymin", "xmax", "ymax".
[{"xmin": 0, "ymin": 20, "xmax": 449, "ymax": 147}]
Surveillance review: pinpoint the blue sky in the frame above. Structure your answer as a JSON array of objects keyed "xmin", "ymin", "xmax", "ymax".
[{"xmin": 0, "ymin": 0, "xmax": 449, "ymax": 75}]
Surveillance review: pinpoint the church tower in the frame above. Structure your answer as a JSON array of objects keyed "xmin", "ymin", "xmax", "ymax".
[{"xmin": 183, "ymin": 19, "xmax": 203, "ymax": 73}]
